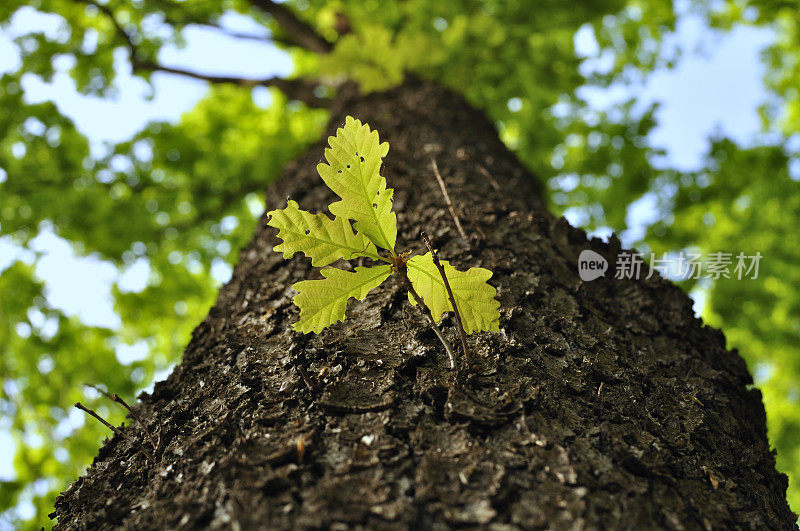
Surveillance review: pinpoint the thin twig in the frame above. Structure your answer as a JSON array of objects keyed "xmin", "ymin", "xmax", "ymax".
[
  {"xmin": 75, "ymin": 402, "xmax": 126, "ymax": 439},
  {"xmin": 431, "ymin": 159, "xmax": 468, "ymax": 241},
  {"xmin": 421, "ymin": 232, "xmax": 473, "ymax": 367},
  {"xmin": 401, "ymin": 273, "xmax": 456, "ymax": 369},
  {"xmin": 85, "ymin": 384, "xmax": 158, "ymax": 451},
  {"xmin": 85, "ymin": 382, "xmax": 114, "ymax": 401},
  {"xmin": 75, "ymin": 401, "xmax": 153, "ymax": 461},
  {"xmin": 112, "ymin": 394, "xmax": 158, "ymax": 452},
  {"xmin": 477, "ymin": 164, "xmax": 501, "ymax": 192}
]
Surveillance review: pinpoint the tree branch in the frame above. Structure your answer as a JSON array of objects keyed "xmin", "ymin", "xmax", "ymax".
[
  {"xmin": 75, "ymin": 0, "xmax": 331, "ymax": 108},
  {"xmin": 134, "ymin": 59, "xmax": 331, "ymax": 108},
  {"xmin": 249, "ymin": 0, "xmax": 333, "ymax": 54},
  {"xmin": 176, "ymin": 21, "xmax": 276, "ymax": 44},
  {"xmin": 76, "ymin": 0, "xmax": 138, "ymax": 55}
]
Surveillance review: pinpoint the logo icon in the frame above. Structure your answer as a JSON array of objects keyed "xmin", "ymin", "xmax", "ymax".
[{"xmin": 578, "ymin": 250, "xmax": 608, "ymax": 281}]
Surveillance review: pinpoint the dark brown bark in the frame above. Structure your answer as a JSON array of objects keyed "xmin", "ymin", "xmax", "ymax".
[{"xmin": 53, "ymin": 79, "xmax": 794, "ymax": 529}]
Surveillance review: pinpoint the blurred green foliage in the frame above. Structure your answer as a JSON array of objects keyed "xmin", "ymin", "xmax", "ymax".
[{"xmin": 1, "ymin": 0, "xmax": 798, "ymax": 527}]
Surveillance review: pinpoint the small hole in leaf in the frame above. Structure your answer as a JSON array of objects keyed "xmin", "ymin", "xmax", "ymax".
[
  {"xmin": 304, "ymin": 229, "xmax": 310, "ymax": 235},
  {"xmin": 338, "ymin": 170, "xmax": 342, "ymax": 173},
  {"xmin": 346, "ymin": 164, "xmax": 350, "ymax": 169},
  {"xmin": 376, "ymin": 191, "xmax": 380, "ymax": 196},
  {"xmin": 360, "ymin": 156, "xmax": 365, "ymax": 163},
  {"xmin": 372, "ymin": 203, "xmax": 377, "ymax": 208}
]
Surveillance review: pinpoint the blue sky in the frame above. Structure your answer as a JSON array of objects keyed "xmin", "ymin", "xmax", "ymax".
[
  {"xmin": 576, "ymin": 14, "xmax": 774, "ymax": 169},
  {"xmin": 0, "ymin": 2, "xmax": 777, "ymax": 511}
]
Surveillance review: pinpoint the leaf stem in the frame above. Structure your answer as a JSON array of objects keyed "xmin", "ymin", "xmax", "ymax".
[
  {"xmin": 420, "ymin": 232, "xmax": 473, "ymax": 367},
  {"xmin": 400, "ymin": 272, "xmax": 456, "ymax": 369}
]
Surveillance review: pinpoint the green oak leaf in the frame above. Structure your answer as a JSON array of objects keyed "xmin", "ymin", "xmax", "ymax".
[
  {"xmin": 292, "ymin": 264, "xmax": 393, "ymax": 333},
  {"xmin": 271, "ymin": 117, "xmax": 500, "ymax": 339},
  {"xmin": 406, "ymin": 252, "xmax": 500, "ymax": 334},
  {"xmin": 267, "ymin": 200, "xmax": 380, "ymax": 266},
  {"xmin": 316, "ymin": 116, "xmax": 397, "ymax": 251}
]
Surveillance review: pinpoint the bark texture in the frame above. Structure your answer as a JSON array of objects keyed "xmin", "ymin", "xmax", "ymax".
[{"xmin": 53, "ymin": 79, "xmax": 794, "ymax": 529}]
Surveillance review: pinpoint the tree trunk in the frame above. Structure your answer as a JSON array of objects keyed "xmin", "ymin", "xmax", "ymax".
[{"xmin": 53, "ymin": 79, "xmax": 794, "ymax": 529}]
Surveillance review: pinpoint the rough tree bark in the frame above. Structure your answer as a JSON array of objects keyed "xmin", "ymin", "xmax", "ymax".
[{"xmin": 53, "ymin": 79, "xmax": 794, "ymax": 529}]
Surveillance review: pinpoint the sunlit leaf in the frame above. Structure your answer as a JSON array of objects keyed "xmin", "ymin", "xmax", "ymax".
[
  {"xmin": 292, "ymin": 265, "xmax": 392, "ymax": 333},
  {"xmin": 316, "ymin": 116, "xmax": 397, "ymax": 251},
  {"xmin": 406, "ymin": 252, "xmax": 500, "ymax": 334},
  {"xmin": 267, "ymin": 199, "xmax": 381, "ymax": 265}
]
